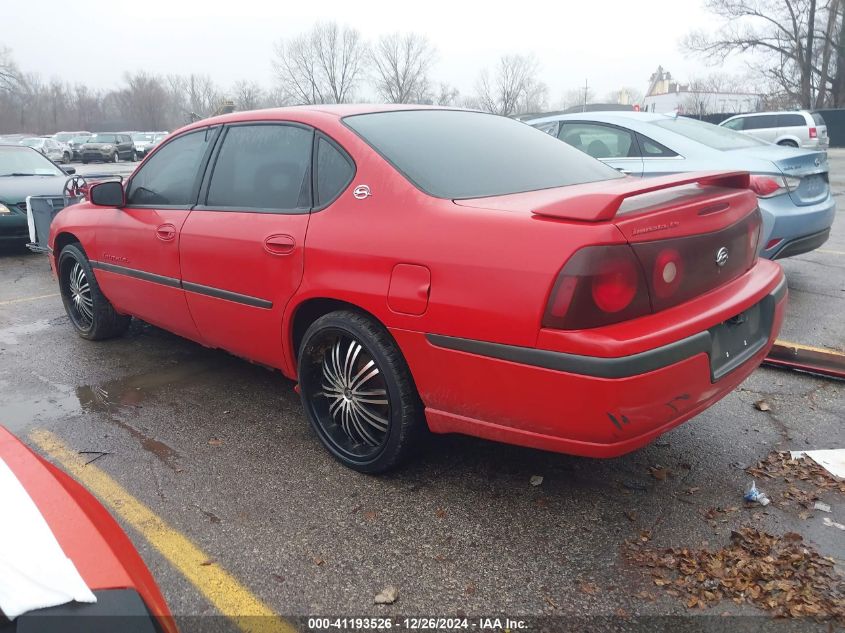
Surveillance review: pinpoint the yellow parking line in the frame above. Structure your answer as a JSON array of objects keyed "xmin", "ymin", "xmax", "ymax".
[
  {"xmin": 0, "ymin": 293, "xmax": 60, "ymax": 306},
  {"xmin": 29, "ymin": 429, "xmax": 295, "ymax": 633},
  {"xmin": 816, "ymin": 248, "xmax": 845, "ymax": 256}
]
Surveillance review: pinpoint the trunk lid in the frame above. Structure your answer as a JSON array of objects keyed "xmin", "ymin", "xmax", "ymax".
[{"xmin": 730, "ymin": 146, "xmax": 829, "ymax": 206}]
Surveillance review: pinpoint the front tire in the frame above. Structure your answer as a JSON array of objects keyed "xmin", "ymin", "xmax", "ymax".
[
  {"xmin": 297, "ymin": 310, "xmax": 426, "ymax": 473},
  {"xmin": 131, "ymin": 150, "xmax": 138, "ymax": 161},
  {"xmin": 112, "ymin": 151, "xmax": 119, "ymax": 163},
  {"xmin": 62, "ymin": 152, "xmax": 70, "ymax": 164},
  {"xmin": 58, "ymin": 244, "xmax": 130, "ymax": 340}
]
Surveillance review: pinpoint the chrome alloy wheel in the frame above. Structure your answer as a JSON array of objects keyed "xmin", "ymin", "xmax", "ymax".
[
  {"xmin": 67, "ymin": 261, "xmax": 94, "ymax": 326},
  {"xmin": 310, "ymin": 333, "xmax": 391, "ymax": 458}
]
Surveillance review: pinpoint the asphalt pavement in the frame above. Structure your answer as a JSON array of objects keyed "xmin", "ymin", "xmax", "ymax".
[{"xmin": 0, "ymin": 154, "xmax": 843, "ymax": 631}]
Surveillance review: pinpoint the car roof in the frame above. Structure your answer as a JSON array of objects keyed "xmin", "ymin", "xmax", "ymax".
[{"xmin": 526, "ymin": 110, "xmax": 676, "ymax": 126}]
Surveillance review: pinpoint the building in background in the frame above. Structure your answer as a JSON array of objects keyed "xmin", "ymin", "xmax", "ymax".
[{"xmin": 642, "ymin": 66, "xmax": 760, "ymax": 115}]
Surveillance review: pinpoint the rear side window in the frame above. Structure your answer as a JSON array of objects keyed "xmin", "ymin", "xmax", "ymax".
[
  {"xmin": 558, "ymin": 123, "xmax": 637, "ymax": 159},
  {"xmin": 315, "ymin": 137, "xmax": 354, "ymax": 207},
  {"xmin": 743, "ymin": 115, "xmax": 777, "ymax": 130},
  {"xmin": 777, "ymin": 114, "xmax": 806, "ymax": 127},
  {"xmin": 127, "ymin": 128, "xmax": 214, "ymax": 206},
  {"xmin": 344, "ymin": 110, "xmax": 620, "ymax": 199},
  {"xmin": 206, "ymin": 124, "xmax": 313, "ymax": 211},
  {"xmin": 812, "ymin": 112, "xmax": 826, "ymax": 126},
  {"xmin": 637, "ymin": 134, "xmax": 678, "ymax": 157}
]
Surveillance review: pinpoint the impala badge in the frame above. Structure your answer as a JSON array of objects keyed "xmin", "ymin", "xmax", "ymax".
[
  {"xmin": 715, "ymin": 246, "xmax": 729, "ymax": 267},
  {"xmin": 353, "ymin": 184, "xmax": 372, "ymax": 200}
]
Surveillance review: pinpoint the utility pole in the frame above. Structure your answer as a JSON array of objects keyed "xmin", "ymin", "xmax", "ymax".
[{"xmin": 582, "ymin": 78, "xmax": 589, "ymax": 112}]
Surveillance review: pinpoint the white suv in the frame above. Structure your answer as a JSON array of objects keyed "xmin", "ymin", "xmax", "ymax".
[{"xmin": 719, "ymin": 111, "xmax": 828, "ymax": 150}]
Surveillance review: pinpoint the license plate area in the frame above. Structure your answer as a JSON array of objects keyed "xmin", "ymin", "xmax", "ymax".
[{"xmin": 709, "ymin": 294, "xmax": 775, "ymax": 381}]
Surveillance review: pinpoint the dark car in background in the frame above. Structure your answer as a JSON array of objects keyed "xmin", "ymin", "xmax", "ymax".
[
  {"xmin": 0, "ymin": 145, "xmax": 73, "ymax": 246},
  {"xmin": 81, "ymin": 133, "xmax": 136, "ymax": 163},
  {"xmin": 131, "ymin": 132, "xmax": 156, "ymax": 157},
  {"xmin": 68, "ymin": 134, "xmax": 92, "ymax": 160}
]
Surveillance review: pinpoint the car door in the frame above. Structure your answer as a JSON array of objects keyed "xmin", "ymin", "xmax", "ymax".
[
  {"xmin": 178, "ymin": 122, "xmax": 320, "ymax": 368},
  {"xmin": 92, "ymin": 126, "xmax": 219, "ymax": 342},
  {"xmin": 744, "ymin": 115, "xmax": 778, "ymax": 143},
  {"xmin": 558, "ymin": 122, "xmax": 643, "ymax": 176}
]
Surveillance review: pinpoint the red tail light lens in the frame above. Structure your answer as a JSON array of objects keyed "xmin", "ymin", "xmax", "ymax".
[
  {"xmin": 809, "ymin": 126, "xmax": 817, "ymax": 139},
  {"xmin": 543, "ymin": 245, "xmax": 651, "ymax": 330}
]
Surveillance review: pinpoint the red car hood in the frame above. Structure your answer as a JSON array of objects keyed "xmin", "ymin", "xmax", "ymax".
[{"xmin": 0, "ymin": 426, "xmax": 172, "ymax": 621}]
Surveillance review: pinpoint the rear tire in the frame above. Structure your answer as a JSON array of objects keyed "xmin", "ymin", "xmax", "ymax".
[
  {"xmin": 62, "ymin": 152, "xmax": 70, "ymax": 164},
  {"xmin": 297, "ymin": 310, "xmax": 426, "ymax": 473},
  {"xmin": 58, "ymin": 243, "xmax": 130, "ymax": 340}
]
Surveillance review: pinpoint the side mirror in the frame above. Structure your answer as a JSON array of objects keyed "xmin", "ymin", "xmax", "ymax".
[
  {"xmin": 90, "ymin": 180, "xmax": 125, "ymax": 207},
  {"xmin": 62, "ymin": 166, "xmax": 76, "ymax": 175}
]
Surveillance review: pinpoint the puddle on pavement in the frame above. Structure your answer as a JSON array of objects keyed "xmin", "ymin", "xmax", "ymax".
[
  {"xmin": 0, "ymin": 319, "xmax": 54, "ymax": 346},
  {"xmin": 1, "ymin": 361, "xmax": 216, "ymax": 470}
]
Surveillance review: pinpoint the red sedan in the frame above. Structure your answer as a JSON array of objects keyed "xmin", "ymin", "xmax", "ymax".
[{"xmin": 48, "ymin": 106, "xmax": 786, "ymax": 473}]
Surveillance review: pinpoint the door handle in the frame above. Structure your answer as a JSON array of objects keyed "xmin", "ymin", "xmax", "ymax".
[
  {"xmin": 264, "ymin": 234, "xmax": 296, "ymax": 255},
  {"xmin": 156, "ymin": 224, "xmax": 176, "ymax": 241}
]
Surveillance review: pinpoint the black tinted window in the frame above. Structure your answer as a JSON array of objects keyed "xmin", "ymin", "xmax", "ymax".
[
  {"xmin": 344, "ymin": 110, "xmax": 620, "ymax": 199},
  {"xmin": 206, "ymin": 124, "xmax": 313, "ymax": 211},
  {"xmin": 743, "ymin": 115, "xmax": 776, "ymax": 130},
  {"xmin": 316, "ymin": 138, "xmax": 354, "ymax": 206},
  {"xmin": 777, "ymin": 114, "xmax": 806, "ymax": 127},
  {"xmin": 127, "ymin": 128, "xmax": 213, "ymax": 206}
]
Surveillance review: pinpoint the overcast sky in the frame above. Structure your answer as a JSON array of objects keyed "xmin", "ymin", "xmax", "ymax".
[{"xmin": 5, "ymin": 0, "xmax": 737, "ymax": 102}]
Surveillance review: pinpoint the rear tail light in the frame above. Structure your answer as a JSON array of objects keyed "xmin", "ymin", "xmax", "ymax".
[
  {"xmin": 543, "ymin": 245, "xmax": 651, "ymax": 330},
  {"xmin": 809, "ymin": 127, "xmax": 817, "ymax": 139},
  {"xmin": 749, "ymin": 174, "xmax": 801, "ymax": 198},
  {"xmin": 544, "ymin": 210, "xmax": 762, "ymax": 330}
]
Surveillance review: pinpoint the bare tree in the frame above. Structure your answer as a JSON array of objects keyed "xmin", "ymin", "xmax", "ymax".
[
  {"xmin": 116, "ymin": 72, "xmax": 170, "ymax": 130},
  {"xmin": 474, "ymin": 54, "xmax": 547, "ymax": 116},
  {"xmin": 232, "ymin": 80, "xmax": 264, "ymax": 111},
  {"xmin": 684, "ymin": 0, "xmax": 830, "ymax": 107},
  {"xmin": 560, "ymin": 86, "xmax": 595, "ymax": 111},
  {"xmin": 0, "ymin": 46, "xmax": 21, "ymax": 93},
  {"xmin": 274, "ymin": 22, "xmax": 368, "ymax": 104},
  {"xmin": 432, "ymin": 82, "xmax": 460, "ymax": 106},
  {"xmin": 370, "ymin": 32, "xmax": 435, "ymax": 103}
]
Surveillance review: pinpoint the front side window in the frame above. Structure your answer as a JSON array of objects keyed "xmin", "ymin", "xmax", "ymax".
[
  {"xmin": 344, "ymin": 110, "xmax": 620, "ymax": 199},
  {"xmin": 127, "ymin": 128, "xmax": 214, "ymax": 206},
  {"xmin": 206, "ymin": 124, "xmax": 313, "ymax": 211},
  {"xmin": 559, "ymin": 123, "xmax": 637, "ymax": 159},
  {"xmin": 315, "ymin": 137, "xmax": 354, "ymax": 207}
]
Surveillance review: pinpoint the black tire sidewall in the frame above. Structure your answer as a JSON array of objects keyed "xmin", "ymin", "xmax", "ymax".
[
  {"xmin": 58, "ymin": 244, "xmax": 96, "ymax": 337},
  {"xmin": 298, "ymin": 312, "xmax": 418, "ymax": 473}
]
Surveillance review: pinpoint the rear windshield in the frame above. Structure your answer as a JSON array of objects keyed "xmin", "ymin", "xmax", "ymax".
[
  {"xmin": 812, "ymin": 112, "xmax": 826, "ymax": 126},
  {"xmin": 343, "ymin": 110, "xmax": 621, "ymax": 199},
  {"xmin": 655, "ymin": 117, "xmax": 769, "ymax": 151}
]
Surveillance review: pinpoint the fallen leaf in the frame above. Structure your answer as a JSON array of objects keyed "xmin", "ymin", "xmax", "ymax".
[
  {"xmin": 363, "ymin": 511, "xmax": 378, "ymax": 521},
  {"xmin": 207, "ymin": 438, "xmax": 223, "ymax": 446},
  {"xmin": 435, "ymin": 508, "xmax": 447, "ymax": 518},
  {"xmin": 686, "ymin": 487, "xmax": 700, "ymax": 495},
  {"xmin": 530, "ymin": 475, "xmax": 544, "ymax": 486},
  {"xmin": 579, "ymin": 582, "xmax": 599, "ymax": 595},
  {"xmin": 271, "ymin": 573, "xmax": 285, "ymax": 583},
  {"xmin": 200, "ymin": 559, "xmax": 214, "ymax": 566},
  {"xmin": 374, "ymin": 586, "xmax": 398, "ymax": 604},
  {"xmin": 313, "ymin": 557, "xmax": 325, "ymax": 566},
  {"xmin": 624, "ymin": 510, "xmax": 637, "ymax": 522},
  {"xmin": 649, "ymin": 466, "xmax": 671, "ymax": 481},
  {"xmin": 753, "ymin": 400, "xmax": 771, "ymax": 412},
  {"xmin": 465, "ymin": 582, "xmax": 476, "ymax": 595}
]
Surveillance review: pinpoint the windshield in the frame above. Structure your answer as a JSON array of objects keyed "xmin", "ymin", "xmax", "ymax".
[
  {"xmin": 71, "ymin": 135, "xmax": 91, "ymax": 144},
  {"xmin": 653, "ymin": 117, "xmax": 769, "ymax": 150},
  {"xmin": 20, "ymin": 138, "xmax": 43, "ymax": 148},
  {"xmin": 54, "ymin": 133, "xmax": 75, "ymax": 142},
  {"xmin": 0, "ymin": 147, "xmax": 63, "ymax": 176},
  {"xmin": 133, "ymin": 133, "xmax": 153, "ymax": 141},
  {"xmin": 89, "ymin": 134, "xmax": 117, "ymax": 144},
  {"xmin": 344, "ymin": 110, "xmax": 621, "ymax": 199}
]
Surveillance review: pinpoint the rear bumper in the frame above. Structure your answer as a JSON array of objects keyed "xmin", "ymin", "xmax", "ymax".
[
  {"xmin": 395, "ymin": 264, "xmax": 786, "ymax": 458},
  {"xmin": 773, "ymin": 227, "xmax": 831, "ymax": 259},
  {"xmin": 759, "ymin": 192, "xmax": 836, "ymax": 259}
]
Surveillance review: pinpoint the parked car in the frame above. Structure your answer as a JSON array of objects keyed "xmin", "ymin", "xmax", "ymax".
[
  {"xmin": 0, "ymin": 425, "xmax": 176, "ymax": 632},
  {"xmin": 68, "ymin": 134, "xmax": 92, "ymax": 160},
  {"xmin": 19, "ymin": 137, "xmax": 69, "ymax": 163},
  {"xmin": 0, "ymin": 145, "xmax": 74, "ymax": 246},
  {"xmin": 48, "ymin": 106, "xmax": 785, "ymax": 473},
  {"xmin": 719, "ymin": 111, "xmax": 829, "ymax": 150},
  {"xmin": 80, "ymin": 133, "xmax": 136, "ymax": 163},
  {"xmin": 131, "ymin": 132, "xmax": 156, "ymax": 157},
  {"xmin": 146, "ymin": 132, "xmax": 168, "ymax": 153},
  {"xmin": 47, "ymin": 136, "xmax": 74, "ymax": 164},
  {"xmin": 53, "ymin": 130, "xmax": 92, "ymax": 144},
  {"xmin": 526, "ymin": 111, "xmax": 835, "ymax": 260}
]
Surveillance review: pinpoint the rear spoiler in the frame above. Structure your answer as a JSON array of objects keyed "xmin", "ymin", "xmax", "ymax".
[{"xmin": 531, "ymin": 171, "xmax": 751, "ymax": 222}]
